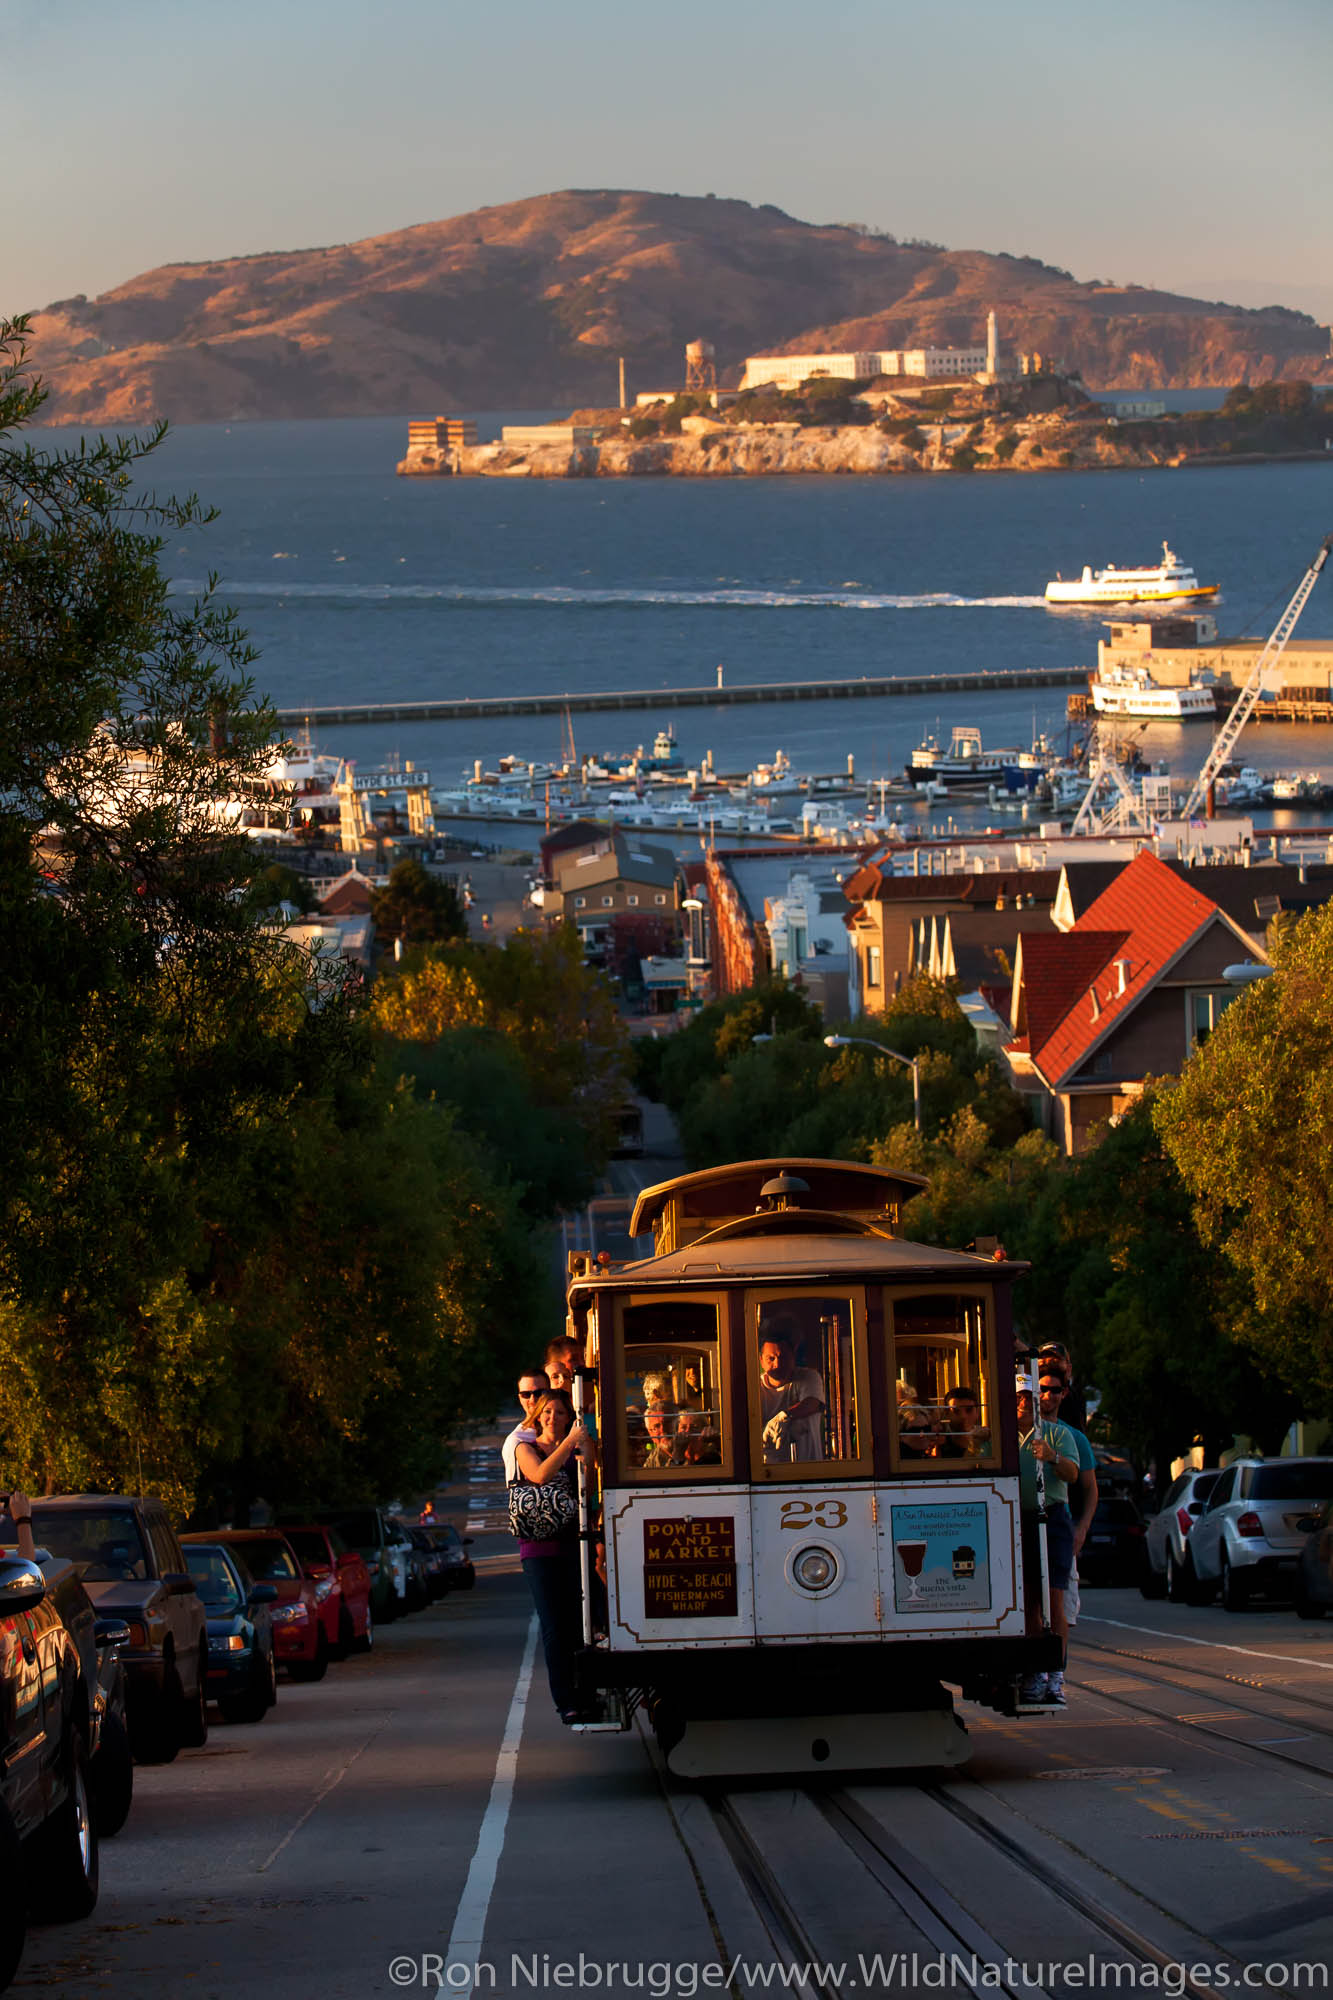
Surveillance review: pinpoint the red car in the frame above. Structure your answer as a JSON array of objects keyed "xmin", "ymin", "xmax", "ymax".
[
  {"xmin": 183, "ymin": 1531, "xmax": 328, "ymax": 1682},
  {"xmin": 281, "ymin": 1525, "xmax": 373, "ymax": 1658}
]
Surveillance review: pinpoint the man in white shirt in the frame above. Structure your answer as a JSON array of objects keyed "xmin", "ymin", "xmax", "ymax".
[
  {"xmin": 758, "ymin": 1337, "xmax": 826, "ymax": 1463},
  {"xmin": 502, "ymin": 1371, "xmax": 549, "ymax": 1483}
]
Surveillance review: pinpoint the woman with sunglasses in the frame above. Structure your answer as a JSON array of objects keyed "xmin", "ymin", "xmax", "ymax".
[{"xmin": 513, "ymin": 1390, "xmax": 593, "ymax": 1722}]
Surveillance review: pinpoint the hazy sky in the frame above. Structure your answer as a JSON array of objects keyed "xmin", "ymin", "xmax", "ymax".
[{"xmin": 10, "ymin": 0, "xmax": 1331, "ymax": 320}]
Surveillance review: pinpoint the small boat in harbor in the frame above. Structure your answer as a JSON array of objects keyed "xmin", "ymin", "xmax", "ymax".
[{"xmin": 1045, "ymin": 542, "xmax": 1219, "ymax": 607}]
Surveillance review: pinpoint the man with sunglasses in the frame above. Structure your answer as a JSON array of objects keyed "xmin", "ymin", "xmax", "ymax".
[{"xmin": 503, "ymin": 1371, "xmax": 550, "ymax": 1484}]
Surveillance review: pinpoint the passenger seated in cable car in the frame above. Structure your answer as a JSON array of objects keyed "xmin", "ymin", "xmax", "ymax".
[
  {"xmin": 896, "ymin": 1377, "xmax": 937, "ymax": 1457},
  {"xmin": 758, "ymin": 1329, "xmax": 827, "ymax": 1463},
  {"xmin": 673, "ymin": 1409, "xmax": 722, "ymax": 1467},
  {"xmin": 936, "ymin": 1383, "xmax": 990, "ymax": 1459},
  {"xmin": 641, "ymin": 1371, "xmax": 678, "ymax": 1469}
]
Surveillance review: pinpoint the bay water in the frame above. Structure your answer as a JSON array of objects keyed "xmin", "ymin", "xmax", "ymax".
[{"xmin": 55, "ymin": 414, "xmax": 1333, "ymax": 796}]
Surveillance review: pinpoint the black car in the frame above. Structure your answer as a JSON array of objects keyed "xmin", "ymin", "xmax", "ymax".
[
  {"xmin": 0, "ymin": 1556, "xmax": 100, "ymax": 1993},
  {"xmin": 184, "ymin": 1543, "xmax": 279, "ymax": 1724},
  {"xmin": 1079, "ymin": 1496, "xmax": 1150, "ymax": 1587},
  {"xmin": 422, "ymin": 1522, "xmax": 475, "ymax": 1592},
  {"xmin": 4, "ymin": 1496, "xmax": 208, "ymax": 1765},
  {"xmin": 1295, "ymin": 1500, "xmax": 1333, "ymax": 1619}
]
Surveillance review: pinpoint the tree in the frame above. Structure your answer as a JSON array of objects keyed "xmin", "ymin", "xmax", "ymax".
[
  {"xmin": 1156, "ymin": 905, "xmax": 1333, "ymax": 1407},
  {"xmin": 370, "ymin": 857, "xmax": 467, "ymax": 949}
]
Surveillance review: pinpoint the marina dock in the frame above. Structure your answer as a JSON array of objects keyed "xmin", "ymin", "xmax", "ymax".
[{"xmin": 274, "ymin": 664, "xmax": 1086, "ymax": 730}]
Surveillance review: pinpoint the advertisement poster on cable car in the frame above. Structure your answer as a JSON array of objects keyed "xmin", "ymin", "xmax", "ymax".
[{"xmin": 889, "ymin": 1501, "xmax": 991, "ymax": 1613}]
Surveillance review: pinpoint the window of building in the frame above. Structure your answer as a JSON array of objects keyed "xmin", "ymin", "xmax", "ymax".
[
  {"xmin": 886, "ymin": 1290, "xmax": 997, "ymax": 1473},
  {"xmin": 746, "ymin": 1289, "xmax": 869, "ymax": 1478},
  {"xmin": 655, "ymin": 893, "xmax": 667, "ymax": 905},
  {"xmin": 628, "ymin": 894, "xmax": 639, "ymax": 906},
  {"xmin": 1187, "ymin": 989, "xmax": 1238, "ymax": 1047},
  {"xmin": 603, "ymin": 895, "xmax": 614, "ymax": 906},
  {"xmin": 574, "ymin": 895, "xmax": 586, "ymax": 909},
  {"xmin": 618, "ymin": 1298, "xmax": 728, "ymax": 1478},
  {"xmin": 866, "ymin": 945, "xmax": 882, "ymax": 988}
]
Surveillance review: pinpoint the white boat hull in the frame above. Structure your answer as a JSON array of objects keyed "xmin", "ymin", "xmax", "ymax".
[{"xmin": 1090, "ymin": 683, "xmax": 1216, "ymax": 719}]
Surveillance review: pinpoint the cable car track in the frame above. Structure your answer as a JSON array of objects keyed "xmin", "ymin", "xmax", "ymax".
[
  {"xmin": 1067, "ymin": 1646, "xmax": 1333, "ymax": 1777},
  {"xmin": 694, "ymin": 1778, "xmax": 1239, "ymax": 2000},
  {"xmin": 1074, "ymin": 1632, "xmax": 1333, "ymax": 1719}
]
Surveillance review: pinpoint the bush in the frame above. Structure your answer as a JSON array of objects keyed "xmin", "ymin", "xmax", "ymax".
[
  {"xmin": 993, "ymin": 432, "xmax": 1020, "ymax": 463},
  {"xmin": 950, "ymin": 443, "xmax": 979, "ymax": 471}
]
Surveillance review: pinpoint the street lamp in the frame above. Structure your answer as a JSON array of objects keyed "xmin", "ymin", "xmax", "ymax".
[
  {"xmin": 824, "ymin": 1032, "xmax": 921, "ymax": 1131},
  {"xmin": 1222, "ymin": 962, "xmax": 1272, "ymax": 986}
]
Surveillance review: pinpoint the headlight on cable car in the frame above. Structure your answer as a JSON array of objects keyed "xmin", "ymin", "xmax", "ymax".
[{"xmin": 792, "ymin": 1546, "xmax": 838, "ymax": 1593}]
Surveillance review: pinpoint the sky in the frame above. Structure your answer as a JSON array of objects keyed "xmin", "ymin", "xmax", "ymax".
[{"xmin": 9, "ymin": 0, "xmax": 1331, "ymax": 322}]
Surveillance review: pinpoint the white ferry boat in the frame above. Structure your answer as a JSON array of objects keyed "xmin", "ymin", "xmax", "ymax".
[
  {"xmin": 1045, "ymin": 542, "xmax": 1219, "ymax": 606},
  {"xmin": 1089, "ymin": 665, "xmax": 1218, "ymax": 719}
]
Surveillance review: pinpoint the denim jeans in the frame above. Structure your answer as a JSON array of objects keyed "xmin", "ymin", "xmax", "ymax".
[{"xmin": 521, "ymin": 1547, "xmax": 582, "ymax": 1714}]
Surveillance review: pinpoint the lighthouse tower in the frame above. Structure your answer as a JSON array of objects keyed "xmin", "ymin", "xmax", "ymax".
[{"xmin": 986, "ymin": 310, "xmax": 998, "ymax": 378}]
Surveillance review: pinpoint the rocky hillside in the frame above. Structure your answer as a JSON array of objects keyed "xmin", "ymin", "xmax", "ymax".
[{"xmin": 23, "ymin": 189, "xmax": 1330, "ymax": 425}]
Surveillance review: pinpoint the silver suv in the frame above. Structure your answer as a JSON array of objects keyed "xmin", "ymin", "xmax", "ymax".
[
  {"xmin": 1141, "ymin": 1468, "xmax": 1219, "ymax": 1601},
  {"xmin": 1186, "ymin": 1457, "xmax": 1333, "ymax": 1610}
]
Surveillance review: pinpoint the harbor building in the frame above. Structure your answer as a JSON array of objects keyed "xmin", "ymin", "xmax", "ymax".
[
  {"xmin": 406, "ymin": 417, "xmax": 477, "ymax": 451},
  {"xmin": 739, "ymin": 352, "xmax": 883, "ymax": 392},
  {"xmin": 740, "ymin": 320, "xmax": 1000, "ymax": 393}
]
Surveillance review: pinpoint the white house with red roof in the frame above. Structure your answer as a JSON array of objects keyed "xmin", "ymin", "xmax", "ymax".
[{"xmin": 1004, "ymin": 851, "xmax": 1268, "ymax": 1154}]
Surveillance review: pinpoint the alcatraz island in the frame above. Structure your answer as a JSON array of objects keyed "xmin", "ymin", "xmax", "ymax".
[{"xmin": 399, "ymin": 318, "xmax": 1333, "ymax": 481}]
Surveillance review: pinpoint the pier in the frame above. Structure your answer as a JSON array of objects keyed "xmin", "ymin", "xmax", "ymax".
[{"xmin": 274, "ymin": 664, "xmax": 1086, "ymax": 730}]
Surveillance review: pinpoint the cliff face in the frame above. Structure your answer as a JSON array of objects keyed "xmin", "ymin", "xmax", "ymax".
[{"xmin": 26, "ymin": 189, "xmax": 1329, "ymax": 426}]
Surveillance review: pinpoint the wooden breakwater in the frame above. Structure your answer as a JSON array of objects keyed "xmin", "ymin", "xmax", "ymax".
[{"xmin": 274, "ymin": 664, "xmax": 1086, "ymax": 730}]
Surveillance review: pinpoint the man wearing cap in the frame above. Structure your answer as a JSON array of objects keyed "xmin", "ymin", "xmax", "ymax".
[{"xmin": 1016, "ymin": 1381, "xmax": 1078, "ymax": 1705}]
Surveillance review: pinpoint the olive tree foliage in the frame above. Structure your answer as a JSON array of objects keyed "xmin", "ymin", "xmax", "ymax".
[{"xmin": 1156, "ymin": 904, "xmax": 1333, "ymax": 1406}]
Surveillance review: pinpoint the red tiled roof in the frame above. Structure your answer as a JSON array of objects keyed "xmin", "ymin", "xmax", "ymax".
[
  {"xmin": 1017, "ymin": 929, "xmax": 1126, "ymax": 1053},
  {"xmin": 1031, "ymin": 851, "xmax": 1225, "ymax": 1087}
]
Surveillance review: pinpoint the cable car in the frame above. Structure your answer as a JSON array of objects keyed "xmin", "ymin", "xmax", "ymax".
[{"xmin": 566, "ymin": 1157, "xmax": 1059, "ymax": 1778}]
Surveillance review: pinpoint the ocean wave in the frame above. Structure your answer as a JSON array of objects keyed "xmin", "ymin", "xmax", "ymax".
[{"xmin": 168, "ymin": 578, "xmax": 1049, "ymax": 611}]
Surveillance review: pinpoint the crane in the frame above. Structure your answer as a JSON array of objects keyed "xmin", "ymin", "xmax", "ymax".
[{"xmin": 1180, "ymin": 532, "xmax": 1333, "ymax": 823}]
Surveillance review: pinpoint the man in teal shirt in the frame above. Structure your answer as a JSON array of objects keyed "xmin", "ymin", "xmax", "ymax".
[{"xmin": 1017, "ymin": 1383, "xmax": 1079, "ymax": 1705}]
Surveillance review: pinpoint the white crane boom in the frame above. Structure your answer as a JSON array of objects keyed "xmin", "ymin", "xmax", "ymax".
[{"xmin": 1181, "ymin": 533, "xmax": 1333, "ymax": 823}]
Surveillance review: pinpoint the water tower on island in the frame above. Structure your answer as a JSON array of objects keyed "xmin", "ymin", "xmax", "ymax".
[{"xmin": 684, "ymin": 338, "xmax": 717, "ymax": 395}]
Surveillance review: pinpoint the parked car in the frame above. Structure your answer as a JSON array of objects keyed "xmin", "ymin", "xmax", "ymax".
[
  {"xmin": 7, "ymin": 1496, "xmax": 208, "ymax": 1764},
  {"xmin": 1184, "ymin": 1457, "xmax": 1333, "ymax": 1609},
  {"xmin": 182, "ymin": 1542, "xmax": 278, "ymax": 1723},
  {"xmin": 281, "ymin": 1525, "xmax": 373, "ymax": 1657},
  {"xmin": 400, "ymin": 1525, "xmax": 448, "ymax": 1601},
  {"xmin": 89, "ymin": 1615, "xmax": 134, "ymax": 1838},
  {"xmin": 186, "ymin": 1531, "xmax": 327, "ymax": 1682},
  {"xmin": 387, "ymin": 1516, "xmax": 427, "ymax": 1612},
  {"xmin": 310, "ymin": 1509, "xmax": 405, "ymax": 1625},
  {"xmin": 0, "ymin": 1555, "xmax": 100, "ymax": 1992},
  {"xmin": 1078, "ymin": 1497, "xmax": 1149, "ymax": 1587},
  {"xmin": 1294, "ymin": 1500, "xmax": 1333, "ymax": 1619},
  {"xmin": 1141, "ymin": 1468, "xmax": 1220, "ymax": 1601},
  {"xmin": 1090, "ymin": 1445, "xmax": 1140, "ymax": 1500},
  {"xmin": 420, "ymin": 1522, "xmax": 475, "ymax": 1592}
]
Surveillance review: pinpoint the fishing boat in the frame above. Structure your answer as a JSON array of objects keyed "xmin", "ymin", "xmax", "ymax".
[
  {"xmin": 1045, "ymin": 542, "xmax": 1218, "ymax": 607},
  {"xmin": 906, "ymin": 726, "xmax": 1045, "ymax": 793}
]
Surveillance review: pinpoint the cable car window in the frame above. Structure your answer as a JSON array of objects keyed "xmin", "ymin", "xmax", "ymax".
[
  {"xmin": 747, "ymin": 1290, "xmax": 869, "ymax": 1479},
  {"xmin": 887, "ymin": 1291, "xmax": 997, "ymax": 1473},
  {"xmin": 619, "ymin": 1299, "xmax": 728, "ymax": 1478}
]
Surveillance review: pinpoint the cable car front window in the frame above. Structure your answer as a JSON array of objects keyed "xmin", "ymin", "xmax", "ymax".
[
  {"xmin": 888, "ymin": 1291, "xmax": 997, "ymax": 1473},
  {"xmin": 749, "ymin": 1291, "xmax": 868, "ymax": 1477},
  {"xmin": 621, "ymin": 1300, "xmax": 727, "ymax": 1478}
]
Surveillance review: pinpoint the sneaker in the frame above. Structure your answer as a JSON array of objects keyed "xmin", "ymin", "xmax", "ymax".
[
  {"xmin": 1046, "ymin": 1673, "xmax": 1067, "ymax": 1706},
  {"xmin": 1018, "ymin": 1674, "xmax": 1049, "ymax": 1704}
]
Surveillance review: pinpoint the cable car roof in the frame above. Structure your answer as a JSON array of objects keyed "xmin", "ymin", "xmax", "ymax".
[
  {"xmin": 629, "ymin": 1157, "xmax": 929, "ymax": 1256},
  {"xmin": 570, "ymin": 1226, "xmax": 1028, "ymax": 1302}
]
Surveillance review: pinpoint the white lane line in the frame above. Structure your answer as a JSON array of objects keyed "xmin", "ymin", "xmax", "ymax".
[
  {"xmin": 1081, "ymin": 1614, "xmax": 1333, "ymax": 1673},
  {"xmin": 256, "ymin": 1710, "xmax": 396, "ymax": 1873},
  {"xmin": 444, "ymin": 1615, "xmax": 539, "ymax": 1998}
]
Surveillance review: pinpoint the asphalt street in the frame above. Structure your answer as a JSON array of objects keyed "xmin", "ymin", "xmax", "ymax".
[{"xmin": 21, "ymin": 1428, "xmax": 1333, "ymax": 2000}]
